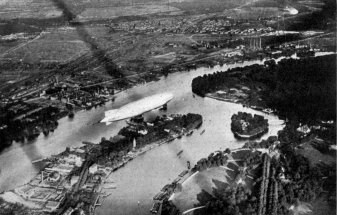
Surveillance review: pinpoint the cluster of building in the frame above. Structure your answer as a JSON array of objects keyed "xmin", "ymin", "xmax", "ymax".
[
  {"xmin": 111, "ymin": 17, "xmax": 193, "ymax": 33},
  {"xmin": 12, "ymin": 148, "xmax": 86, "ymax": 212},
  {"xmin": 1, "ymin": 72, "xmax": 114, "ymax": 107},
  {"xmin": 40, "ymin": 82, "xmax": 111, "ymax": 110},
  {"xmin": 0, "ymin": 110, "xmax": 203, "ymax": 213},
  {"xmin": 111, "ymin": 16, "xmax": 230, "ymax": 35},
  {"xmin": 7, "ymin": 142, "xmax": 127, "ymax": 214},
  {"xmin": 297, "ymin": 120, "xmax": 335, "ymax": 137},
  {"xmin": 112, "ymin": 15, "xmax": 276, "ymax": 36},
  {"xmin": 0, "ymin": 73, "xmax": 116, "ymax": 144},
  {"xmin": 195, "ymin": 19, "xmax": 234, "ymax": 34}
]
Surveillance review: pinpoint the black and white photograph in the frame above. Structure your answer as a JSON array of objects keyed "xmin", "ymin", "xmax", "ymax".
[{"xmin": 0, "ymin": 0, "xmax": 336, "ymax": 214}]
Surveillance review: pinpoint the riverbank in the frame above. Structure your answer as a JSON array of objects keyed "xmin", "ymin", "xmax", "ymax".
[
  {"xmin": 0, "ymin": 46, "xmax": 308, "ymax": 152},
  {"xmin": 205, "ymin": 94, "xmax": 274, "ymax": 115},
  {"xmin": 0, "ymin": 53, "xmax": 287, "ymax": 196},
  {"xmin": 153, "ymin": 147, "xmax": 262, "ymax": 214},
  {"xmin": 192, "ymin": 54, "xmax": 336, "ymax": 123},
  {"xmin": 159, "ymin": 54, "xmax": 336, "ymax": 215},
  {"xmin": 94, "ymin": 96, "xmax": 284, "ymax": 215},
  {"xmin": 158, "ymin": 126, "xmax": 336, "ymax": 215},
  {"xmin": 0, "ymin": 113, "xmax": 203, "ymax": 214}
]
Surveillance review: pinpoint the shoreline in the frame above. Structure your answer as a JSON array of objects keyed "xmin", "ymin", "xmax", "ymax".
[
  {"xmin": 0, "ymin": 51, "xmax": 283, "ymax": 152},
  {"xmin": 233, "ymin": 129, "xmax": 269, "ymax": 140},
  {"xmin": 155, "ymin": 53, "xmax": 336, "ymax": 215},
  {"xmin": 97, "ymin": 133, "xmax": 188, "ymax": 214},
  {"xmin": 0, "ymin": 114, "xmax": 203, "ymax": 214},
  {"xmin": 205, "ymin": 94, "xmax": 275, "ymax": 115},
  {"xmin": 3, "ymin": 50, "xmax": 332, "ymax": 152},
  {"xmin": 152, "ymin": 147, "xmax": 258, "ymax": 214}
]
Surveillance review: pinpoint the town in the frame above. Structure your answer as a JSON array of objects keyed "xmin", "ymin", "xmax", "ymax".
[{"xmin": 0, "ymin": 113, "xmax": 203, "ymax": 214}]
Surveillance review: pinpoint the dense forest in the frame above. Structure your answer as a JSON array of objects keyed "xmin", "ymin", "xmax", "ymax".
[
  {"xmin": 0, "ymin": 105, "xmax": 61, "ymax": 152},
  {"xmin": 192, "ymin": 54, "xmax": 336, "ymax": 124},
  {"xmin": 192, "ymin": 126, "xmax": 336, "ymax": 215},
  {"xmin": 188, "ymin": 55, "xmax": 336, "ymax": 215},
  {"xmin": 231, "ymin": 112, "xmax": 268, "ymax": 138}
]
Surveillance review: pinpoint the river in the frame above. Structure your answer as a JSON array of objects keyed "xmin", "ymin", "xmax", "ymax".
[{"xmin": 0, "ymin": 59, "xmax": 285, "ymax": 213}]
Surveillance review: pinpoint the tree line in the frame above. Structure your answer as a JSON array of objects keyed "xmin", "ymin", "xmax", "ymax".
[{"xmin": 192, "ymin": 54, "xmax": 336, "ymax": 124}]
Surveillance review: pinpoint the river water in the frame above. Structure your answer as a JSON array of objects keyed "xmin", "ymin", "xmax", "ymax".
[{"xmin": 0, "ymin": 59, "xmax": 285, "ymax": 213}]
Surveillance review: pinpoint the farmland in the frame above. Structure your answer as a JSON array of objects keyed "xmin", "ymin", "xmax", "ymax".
[
  {"xmin": 77, "ymin": 5, "xmax": 183, "ymax": 21},
  {"xmin": 3, "ymin": 28, "xmax": 90, "ymax": 63},
  {"xmin": 0, "ymin": 0, "xmax": 63, "ymax": 19}
]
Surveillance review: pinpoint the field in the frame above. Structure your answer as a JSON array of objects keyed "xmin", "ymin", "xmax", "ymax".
[
  {"xmin": 3, "ymin": 0, "xmax": 326, "ymax": 66},
  {"xmin": 228, "ymin": 7, "xmax": 280, "ymax": 20},
  {"xmin": 152, "ymin": 52, "xmax": 177, "ymax": 63},
  {"xmin": 0, "ymin": 0, "xmax": 62, "ymax": 19},
  {"xmin": 169, "ymin": 150, "xmax": 256, "ymax": 213},
  {"xmin": 2, "ymin": 27, "xmax": 90, "ymax": 63},
  {"xmin": 309, "ymin": 196, "xmax": 336, "ymax": 215},
  {"xmin": 170, "ymin": 0, "xmax": 247, "ymax": 14},
  {"xmin": 85, "ymin": 30, "xmax": 197, "ymax": 69},
  {"xmin": 0, "ymin": 21, "xmax": 200, "ymax": 86},
  {"xmin": 296, "ymin": 32, "xmax": 336, "ymax": 50},
  {"xmin": 77, "ymin": 5, "xmax": 182, "ymax": 21},
  {"xmin": 170, "ymin": 167, "xmax": 234, "ymax": 212},
  {"xmin": 0, "ymin": 0, "xmax": 183, "ymax": 20},
  {"xmin": 0, "ymin": 0, "xmax": 334, "ymax": 92},
  {"xmin": 296, "ymin": 140, "xmax": 336, "ymax": 167}
]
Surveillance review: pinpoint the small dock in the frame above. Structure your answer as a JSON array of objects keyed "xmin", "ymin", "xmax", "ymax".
[{"xmin": 31, "ymin": 158, "xmax": 46, "ymax": 164}]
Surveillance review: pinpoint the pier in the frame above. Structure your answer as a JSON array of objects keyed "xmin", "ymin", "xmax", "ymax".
[{"xmin": 31, "ymin": 158, "xmax": 46, "ymax": 164}]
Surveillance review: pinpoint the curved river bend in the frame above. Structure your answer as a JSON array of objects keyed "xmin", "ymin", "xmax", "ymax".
[{"xmin": 0, "ymin": 59, "xmax": 285, "ymax": 214}]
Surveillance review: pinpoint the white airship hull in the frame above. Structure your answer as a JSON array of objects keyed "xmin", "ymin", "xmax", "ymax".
[{"xmin": 101, "ymin": 93, "xmax": 174, "ymax": 124}]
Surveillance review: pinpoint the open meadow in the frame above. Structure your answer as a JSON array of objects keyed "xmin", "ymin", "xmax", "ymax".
[
  {"xmin": 170, "ymin": 149, "xmax": 257, "ymax": 213},
  {"xmin": 2, "ymin": 27, "xmax": 90, "ymax": 63}
]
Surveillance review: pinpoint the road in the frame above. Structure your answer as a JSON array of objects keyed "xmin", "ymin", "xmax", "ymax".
[
  {"xmin": 284, "ymin": 32, "xmax": 335, "ymax": 45},
  {"xmin": 0, "ymin": 31, "xmax": 47, "ymax": 58}
]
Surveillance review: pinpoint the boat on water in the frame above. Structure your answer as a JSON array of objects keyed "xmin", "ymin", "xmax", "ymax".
[
  {"xmin": 200, "ymin": 129, "xmax": 205, "ymax": 135},
  {"xmin": 187, "ymin": 161, "xmax": 191, "ymax": 169},
  {"xmin": 177, "ymin": 150, "xmax": 183, "ymax": 156},
  {"xmin": 103, "ymin": 184, "xmax": 117, "ymax": 189},
  {"xmin": 31, "ymin": 158, "xmax": 46, "ymax": 164}
]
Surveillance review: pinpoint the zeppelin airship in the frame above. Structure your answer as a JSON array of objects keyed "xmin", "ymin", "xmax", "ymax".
[
  {"xmin": 283, "ymin": 6, "xmax": 298, "ymax": 15},
  {"xmin": 101, "ymin": 93, "xmax": 174, "ymax": 125}
]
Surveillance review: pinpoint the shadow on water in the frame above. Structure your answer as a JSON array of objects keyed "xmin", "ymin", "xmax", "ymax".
[
  {"xmin": 22, "ymin": 142, "xmax": 44, "ymax": 169},
  {"xmin": 11, "ymin": 137, "xmax": 43, "ymax": 169}
]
